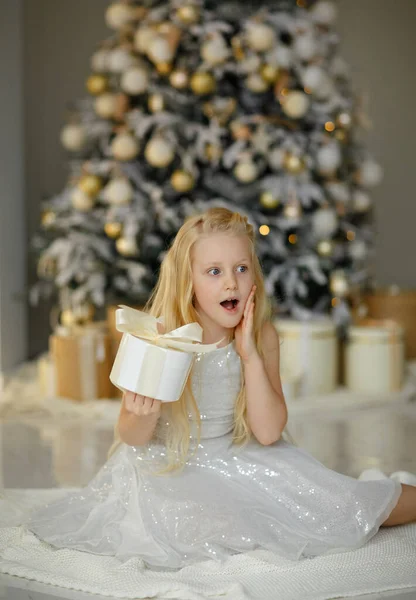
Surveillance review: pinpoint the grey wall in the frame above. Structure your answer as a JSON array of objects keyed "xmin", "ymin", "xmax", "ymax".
[
  {"xmin": 1, "ymin": 0, "xmax": 415, "ymax": 364},
  {"xmin": 337, "ymin": 0, "xmax": 416, "ymax": 290},
  {"xmin": 0, "ymin": 0, "xmax": 27, "ymax": 378},
  {"xmin": 23, "ymin": 0, "xmax": 112, "ymax": 359}
]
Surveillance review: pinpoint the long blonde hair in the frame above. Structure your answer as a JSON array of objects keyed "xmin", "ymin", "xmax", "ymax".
[{"xmin": 109, "ymin": 207, "xmax": 295, "ymax": 471}]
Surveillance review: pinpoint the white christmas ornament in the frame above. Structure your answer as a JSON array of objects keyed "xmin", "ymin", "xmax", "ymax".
[
  {"xmin": 91, "ymin": 48, "xmax": 110, "ymax": 73},
  {"xmin": 105, "ymin": 3, "xmax": 134, "ymax": 30},
  {"xmin": 144, "ymin": 137, "xmax": 175, "ymax": 167},
  {"xmin": 71, "ymin": 188, "xmax": 95, "ymax": 212},
  {"xmin": 201, "ymin": 36, "xmax": 229, "ymax": 66},
  {"xmin": 360, "ymin": 160, "xmax": 383, "ymax": 187},
  {"xmin": 268, "ymin": 147, "xmax": 286, "ymax": 170},
  {"xmin": 311, "ymin": 1, "xmax": 338, "ymax": 25},
  {"xmin": 353, "ymin": 190, "xmax": 372, "ymax": 212},
  {"xmin": 302, "ymin": 65, "xmax": 328, "ymax": 92},
  {"xmin": 121, "ymin": 66, "xmax": 149, "ymax": 95},
  {"xmin": 317, "ymin": 142, "xmax": 341, "ymax": 174},
  {"xmin": 94, "ymin": 93, "xmax": 117, "ymax": 119},
  {"xmin": 312, "ymin": 207, "xmax": 338, "ymax": 238},
  {"xmin": 147, "ymin": 36, "xmax": 175, "ymax": 63},
  {"xmin": 349, "ymin": 240, "xmax": 367, "ymax": 261},
  {"xmin": 103, "ymin": 178, "xmax": 134, "ymax": 206},
  {"xmin": 134, "ymin": 26, "xmax": 156, "ymax": 54},
  {"xmin": 246, "ymin": 23, "xmax": 276, "ymax": 52},
  {"xmin": 246, "ymin": 73, "xmax": 269, "ymax": 93},
  {"xmin": 108, "ymin": 48, "xmax": 137, "ymax": 74},
  {"xmin": 60, "ymin": 124, "xmax": 87, "ymax": 152},
  {"xmin": 294, "ymin": 33, "xmax": 319, "ymax": 61},
  {"xmin": 326, "ymin": 181, "xmax": 350, "ymax": 204},
  {"xmin": 281, "ymin": 90, "xmax": 310, "ymax": 119},
  {"xmin": 234, "ymin": 159, "xmax": 259, "ymax": 183},
  {"xmin": 274, "ymin": 46, "xmax": 292, "ymax": 68},
  {"xmin": 111, "ymin": 132, "xmax": 140, "ymax": 161}
]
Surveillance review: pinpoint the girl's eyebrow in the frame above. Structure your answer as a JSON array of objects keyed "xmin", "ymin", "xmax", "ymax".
[{"xmin": 202, "ymin": 258, "xmax": 250, "ymax": 267}]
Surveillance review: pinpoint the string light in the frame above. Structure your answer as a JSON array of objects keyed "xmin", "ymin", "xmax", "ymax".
[
  {"xmin": 288, "ymin": 233, "xmax": 297, "ymax": 244},
  {"xmin": 331, "ymin": 297, "xmax": 339, "ymax": 307},
  {"xmin": 304, "ymin": 87, "xmax": 312, "ymax": 95},
  {"xmin": 259, "ymin": 225, "xmax": 270, "ymax": 236},
  {"xmin": 325, "ymin": 121, "xmax": 335, "ymax": 132},
  {"xmin": 346, "ymin": 230, "xmax": 356, "ymax": 241}
]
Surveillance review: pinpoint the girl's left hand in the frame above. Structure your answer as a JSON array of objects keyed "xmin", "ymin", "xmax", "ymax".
[{"xmin": 235, "ymin": 285, "xmax": 257, "ymax": 363}]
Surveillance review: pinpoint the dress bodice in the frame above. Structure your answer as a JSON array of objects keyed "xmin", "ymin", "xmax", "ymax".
[{"xmin": 190, "ymin": 341, "xmax": 242, "ymax": 439}]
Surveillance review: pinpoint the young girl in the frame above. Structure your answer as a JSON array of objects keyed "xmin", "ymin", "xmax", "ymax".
[{"xmin": 9, "ymin": 208, "xmax": 416, "ymax": 569}]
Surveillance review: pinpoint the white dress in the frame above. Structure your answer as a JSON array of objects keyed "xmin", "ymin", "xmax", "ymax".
[{"xmin": 25, "ymin": 341, "xmax": 401, "ymax": 570}]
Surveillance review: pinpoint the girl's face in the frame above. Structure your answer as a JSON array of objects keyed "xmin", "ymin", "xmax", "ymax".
[{"xmin": 191, "ymin": 233, "xmax": 255, "ymax": 343}]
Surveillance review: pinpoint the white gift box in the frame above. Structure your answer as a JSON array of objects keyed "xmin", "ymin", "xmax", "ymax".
[
  {"xmin": 273, "ymin": 318, "xmax": 338, "ymax": 397},
  {"xmin": 110, "ymin": 333, "xmax": 195, "ymax": 402},
  {"xmin": 109, "ymin": 305, "xmax": 222, "ymax": 403},
  {"xmin": 345, "ymin": 321, "xmax": 404, "ymax": 394}
]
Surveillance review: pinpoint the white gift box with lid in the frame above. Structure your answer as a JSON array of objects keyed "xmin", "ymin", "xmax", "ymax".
[
  {"xmin": 109, "ymin": 306, "xmax": 221, "ymax": 402},
  {"xmin": 345, "ymin": 320, "xmax": 404, "ymax": 394},
  {"xmin": 273, "ymin": 318, "xmax": 338, "ymax": 397}
]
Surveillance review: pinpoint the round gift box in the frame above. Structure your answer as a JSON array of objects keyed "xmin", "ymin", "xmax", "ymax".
[
  {"xmin": 110, "ymin": 332, "xmax": 195, "ymax": 402},
  {"xmin": 363, "ymin": 288, "xmax": 416, "ymax": 359},
  {"xmin": 273, "ymin": 318, "xmax": 338, "ymax": 397},
  {"xmin": 345, "ymin": 322, "xmax": 404, "ymax": 394}
]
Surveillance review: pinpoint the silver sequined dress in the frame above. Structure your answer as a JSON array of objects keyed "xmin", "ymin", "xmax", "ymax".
[{"xmin": 28, "ymin": 341, "xmax": 402, "ymax": 569}]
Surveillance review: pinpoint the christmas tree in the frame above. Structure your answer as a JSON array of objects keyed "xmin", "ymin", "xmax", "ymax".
[{"xmin": 31, "ymin": 0, "xmax": 383, "ymax": 328}]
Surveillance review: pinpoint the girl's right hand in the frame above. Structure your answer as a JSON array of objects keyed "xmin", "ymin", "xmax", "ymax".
[{"xmin": 124, "ymin": 391, "xmax": 162, "ymax": 417}]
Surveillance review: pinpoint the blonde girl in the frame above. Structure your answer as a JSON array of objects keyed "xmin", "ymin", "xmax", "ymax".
[{"xmin": 25, "ymin": 207, "xmax": 416, "ymax": 569}]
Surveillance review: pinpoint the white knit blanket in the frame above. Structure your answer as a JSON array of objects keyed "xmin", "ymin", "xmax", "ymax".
[{"xmin": 0, "ymin": 489, "xmax": 415, "ymax": 600}]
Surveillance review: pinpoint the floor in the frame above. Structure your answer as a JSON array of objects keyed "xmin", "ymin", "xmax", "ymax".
[{"xmin": 1, "ymin": 391, "xmax": 416, "ymax": 599}]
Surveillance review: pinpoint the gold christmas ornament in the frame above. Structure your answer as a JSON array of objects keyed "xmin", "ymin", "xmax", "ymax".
[
  {"xmin": 61, "ymin": 303, "xmax": 95, "ymax": 328},
  {"xmin": 41, "ymin": 210, "xmax": 57, "ymax": 228},
  {"xmin": 230, "ymin": 121, "xmax": 251, "ymax": 140},
  {"xmin": 148, "ymin": 35, "xmax": 175, "ymax": 64},
  {"xmin": 170, "ymin": 169, "xmax": 195, "ymax": 192},
  {"xmin": 111, "ymin": 132, "xmax": 140, "ymax": 161},
  {"xmin": 116, "ymin": 236, "xmax": 139, "ymax": 257},
  {"xmin": 156, "ymin": 62, "xmax": 173, "ymax": 75},
  {"xmin": 94, "ymin": 92, "xmax": 118, "ymax": 119},
  {"xmin": 148, "ymin": 93, "xmax": 165, "ymax": 112},
  {"xmin": 260, "ymin": 191, "xmax": 279, "ymax": 210},
  {"xmin": 37, "ymin": 254, "xmax": 57, "ymax": 280},
  {"xmin": 205, "ymin": 143, "xmax": 223, "ymax": 162},
  {"xmin": 144, "ymin": 136, "xmax": 175, "ymax": 167},
  {"xmin": 316, "ymin": 239, "xmax": 334, "ymax": 257},
  {"xmin": 231, "ymin": 37, "xmax": 245, "ymax": 61},
  {"xmin": 176, "ymin": 4, "xmax": 200, "ymax": 24},
  {"xmin": 78, "ymin": 174, "xmax": 103, "ymax": 197},
  {"xmin": 330, "ymin": 270, "xmax": 350, "ymax": 298},
  {"xmin": 104, "ymin": 221, "xmax": 123, "ymax": 239},
  {"xmin": 134, "ymin": 26, "xmax": 156, "ymax": 54},
  {"xmin": 190, "ymin": 72, "xmax": 216, "ymax": 95},
  {"xmin": 105, "ymin": 3, "xmax": 134, "ymax": 30},
  {"xmin": 86, "ymin": 74, "xmax": 108, "ymax": 96},
  {"xmin": 71, "ymin": 188, "xmax": 95, "ymax": 212},
  {"xmin": 260, "ymin": 63, "xmax": 280, "ymax": 84},
  {"xmin": 169, "ymin": 68, "xmax": 189, "ymax": 89},
  {"xmin": 283, "ymin": 152, "xmax": 305, "ymax": 174}
]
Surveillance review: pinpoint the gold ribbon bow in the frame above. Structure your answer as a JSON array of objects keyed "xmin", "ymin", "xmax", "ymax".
[{"xmin": 115, "ymin": 305, "xmax": 224, "ymax": 353}]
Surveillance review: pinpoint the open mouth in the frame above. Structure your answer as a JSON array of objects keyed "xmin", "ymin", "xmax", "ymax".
[{"xmin": 220, "ymin": 298, "xmax": 239, "ymax": 312}]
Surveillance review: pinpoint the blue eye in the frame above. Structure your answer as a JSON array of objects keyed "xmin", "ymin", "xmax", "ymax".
[
  {"xmin": 208, "ymin": 268, "xmax": 220, "ymax": 276},
  {"xmin": 237, "ymin": 265, "xmax": 248, "ymax": 273}
]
